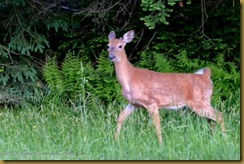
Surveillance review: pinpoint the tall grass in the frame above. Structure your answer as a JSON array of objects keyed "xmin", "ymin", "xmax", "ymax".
[{"xmin": 0, "ymin": 92, "xmax": 240, "ymax": 160}]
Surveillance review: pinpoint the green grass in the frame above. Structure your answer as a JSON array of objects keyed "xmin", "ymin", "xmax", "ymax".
[{"xmin": 0, "ymin": 94, "xmax": 240, "ymax": 160}]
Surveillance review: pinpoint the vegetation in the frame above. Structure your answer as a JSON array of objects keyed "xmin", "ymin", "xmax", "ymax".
[
  {"xmin": 0, "ymin": 0, "xmax": 240, "ymax": 160},
  {"xmin": 0, "ymin": 90, "xmax": 240, "ymax": 160}
]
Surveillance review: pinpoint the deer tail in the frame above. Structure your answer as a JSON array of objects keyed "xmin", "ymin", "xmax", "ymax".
[{"xmin": 195, "ymin": 67, "xmax": 211, "ymax": 77}]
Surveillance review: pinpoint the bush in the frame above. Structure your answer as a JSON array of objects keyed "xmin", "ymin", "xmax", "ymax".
[{"xmin": 43, "ymin": 51, "xmax": 123, "ymax": 105}]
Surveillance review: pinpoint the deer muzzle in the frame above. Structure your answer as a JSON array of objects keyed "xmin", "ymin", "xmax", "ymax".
[{"xmin": 109, "ymin": 54, "xmax": 116, "ymax": 61}]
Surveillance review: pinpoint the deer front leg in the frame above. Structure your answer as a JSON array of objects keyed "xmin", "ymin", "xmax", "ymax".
[
  {"xmin": 115, "ymin": 103, "xmax": 135, "ymax": 141},
  {"xmin": 148, "ymin": 105, "xmax": 162, "ymax": 144}
]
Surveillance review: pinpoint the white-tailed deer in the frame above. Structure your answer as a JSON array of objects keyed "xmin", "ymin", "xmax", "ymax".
[{"xmin": 108, "ymin": 30, "xmax": 225, "ymax": 144}]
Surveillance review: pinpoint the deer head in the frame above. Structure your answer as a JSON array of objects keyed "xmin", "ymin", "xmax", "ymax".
[{"xmin": 107, "ymin": 30, "xmax": 135, "ymax": 62}]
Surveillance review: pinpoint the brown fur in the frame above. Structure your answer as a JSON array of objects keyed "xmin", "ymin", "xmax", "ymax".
[{"xmin": 108, "ymin": 30, "xmax": 225, "ymax": 144}]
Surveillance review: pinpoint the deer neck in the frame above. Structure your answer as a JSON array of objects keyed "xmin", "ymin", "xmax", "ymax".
[{"xmin": 113, "ymin": 52, "xmax": 134, "ymax": 92}]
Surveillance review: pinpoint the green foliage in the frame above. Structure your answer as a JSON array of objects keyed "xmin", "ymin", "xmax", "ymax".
[
  {"xmin": 208, "ymin": 59, "xmax": 240, "ymax": 101},
  {"xmin": 138, "ymin": 51, "xmax": 174, "ymax": 73},
  {"xmin": 140, "ymin": 0, "xmax": 171, "ymax": 28},
  {"xmin": 43, "ymin": 51, "xmax": 123, "ymax": 105},
  {"xmin": 43, "ymin": 52, "xmax": 88, "ymax": 100},
  {"xmin": 93, "ymin": 51, "xmax": 123, "ymax": 103},
  {"xmin": 0, "ymin": 0, "xmax": 239, "ymax": 107},
  {"xmin": 0, "ymin": 0, "xmax": 72, "ymax": 105},
  {"xmin": 140, "ymin": 0, "xmax": 188, "ymax": 29},
  {"xmin": 7, "ymin": 31, "xmax": 49, "ymax": 55},
  {"xmin": 42, "ymin": 57, "xmax": 64, "ymax": 94},
  {"xmin": 0, "ymin": 1, "xmax": 240, "ymax": 158},
  {"xmin": 0, "ymin": 92, "xmax": 240, "ymax": 159},
  {"xmin": 0, "ymin": 54, "xmax": 40, "ymax": 104},
  {"xmin": 45, "ymin": 18, "xmax": 69, "ymax": 32}
]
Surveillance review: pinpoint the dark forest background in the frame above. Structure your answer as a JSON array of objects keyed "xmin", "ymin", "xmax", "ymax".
[{"xmin": 0, "ymin": 0, "xmax": 240, "ymax": 107}]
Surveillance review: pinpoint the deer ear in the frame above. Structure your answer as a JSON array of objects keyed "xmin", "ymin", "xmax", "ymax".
[
  {"xmin": 123, "ymin": 30, "xmax": 134, "ymax": 43},
  {"xmin": 108, "ymin": 31, "xmax": 116, "ymax": 40}
]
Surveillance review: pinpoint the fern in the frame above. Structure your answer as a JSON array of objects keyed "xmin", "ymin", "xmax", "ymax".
[
  {"xmin": 137, "ymin": 51, "xmax": 155, "ymax": 70},
  {"xmin": 175, "ymin": 50, "xmax": 200, "ymax": 73},
  {"xmin": 138, "ymin": 49, "xmax": 175, "ymax": 73},
  {"xmin": 43, "ymin": 56, "xmax": 64, "ymax": 94},
  {"xmin": 62, "ymin": 52, "xmax": 83, "ymax": 95},
  {"xmin": 94, "ymin": 51, "xmax": 123, "ymax": 103},
  {"xmin": 154, "ymin": 52, "xmax": 173, "ymax": 73},
  {"xmin": 95, "ymin": 50, "xmax": 115, "ymax": 76},
  {"xmin": 43, "ymin": 51, "xmax": 123, "ymax": 104},
  {"xmin": 208, "ymin": 61, "xmax": 240, "ymax": 101}
]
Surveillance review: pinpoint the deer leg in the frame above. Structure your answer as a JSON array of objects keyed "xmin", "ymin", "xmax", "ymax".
[
  {"xmin": 188, "ymin": 102, "xmax": 225, "ymax": 133},
  {"xmin": 148, "ymin": 105, "xmax": 162, "ymax": 144},
  {"xmin": 115, "ymin": 103, "xmax": 135, "ymax": 141}
]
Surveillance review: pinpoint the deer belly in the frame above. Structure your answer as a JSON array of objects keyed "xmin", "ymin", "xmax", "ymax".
[
  {"xmin": 122, "ymin": 87, "xmax": 188, "ymax": 109},
  {"xmin": 164, "ymin": 104, "xmax": 186, "ymax": 110}
]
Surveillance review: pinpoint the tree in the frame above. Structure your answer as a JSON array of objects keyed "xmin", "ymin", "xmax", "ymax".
[{"xmin": 0, "ymin": 0, "xmax": 240, "ymax": 105}]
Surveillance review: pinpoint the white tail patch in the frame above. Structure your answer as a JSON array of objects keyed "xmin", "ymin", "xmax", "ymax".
[
  {"xmin": 109, "ymin": 30, "xmax": 225, "ymax": 145},
  {"xmin": 194, "ymin": 68, "xmax": 205, "ymax": 74}
]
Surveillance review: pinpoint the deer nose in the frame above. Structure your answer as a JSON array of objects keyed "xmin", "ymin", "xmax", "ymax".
[{"xmin": 109, "ymin": 54, "xmax": 116, "ymax": 61}]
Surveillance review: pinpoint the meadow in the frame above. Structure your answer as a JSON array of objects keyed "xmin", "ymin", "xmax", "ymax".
[
  {"xmin": 0, "ymin": 0, "xmax": 240, "ymax": 160},
  {"xmin": 0, "ymin": 91, "xmax": 240, "ymax": 160}
]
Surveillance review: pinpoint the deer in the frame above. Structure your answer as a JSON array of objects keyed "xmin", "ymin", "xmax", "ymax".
[{"xmin": 107, "ymin": 30, "xmax": 225, "ymax": 144}]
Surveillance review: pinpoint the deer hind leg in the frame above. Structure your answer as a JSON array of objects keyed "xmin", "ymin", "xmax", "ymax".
[
  {"xmin": 188, "ymin": 101, "xmax": 225, "ymax": 133},
  {"xmin": 115, "ymin": 103, "xmax": 135, "ymax": 141},
  {"xmin": 148, "ymin": 105, "xmax": 162, "ymax": 144}
]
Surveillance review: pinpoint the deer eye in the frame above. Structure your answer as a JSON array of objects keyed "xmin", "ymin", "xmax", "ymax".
[{"xmin": 118, "ymin": 45, "xmax": 123, "ymax": 49}]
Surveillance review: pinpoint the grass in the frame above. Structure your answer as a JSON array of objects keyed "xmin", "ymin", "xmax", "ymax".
[{"xmin": 0, "ymin": 94, "xmax": 240, "ymax": 160}]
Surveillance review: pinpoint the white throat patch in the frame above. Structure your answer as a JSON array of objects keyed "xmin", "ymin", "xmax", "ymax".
[{"xmin": 112, "ymin": 57, "xmax": 121, "ymax": 62}]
